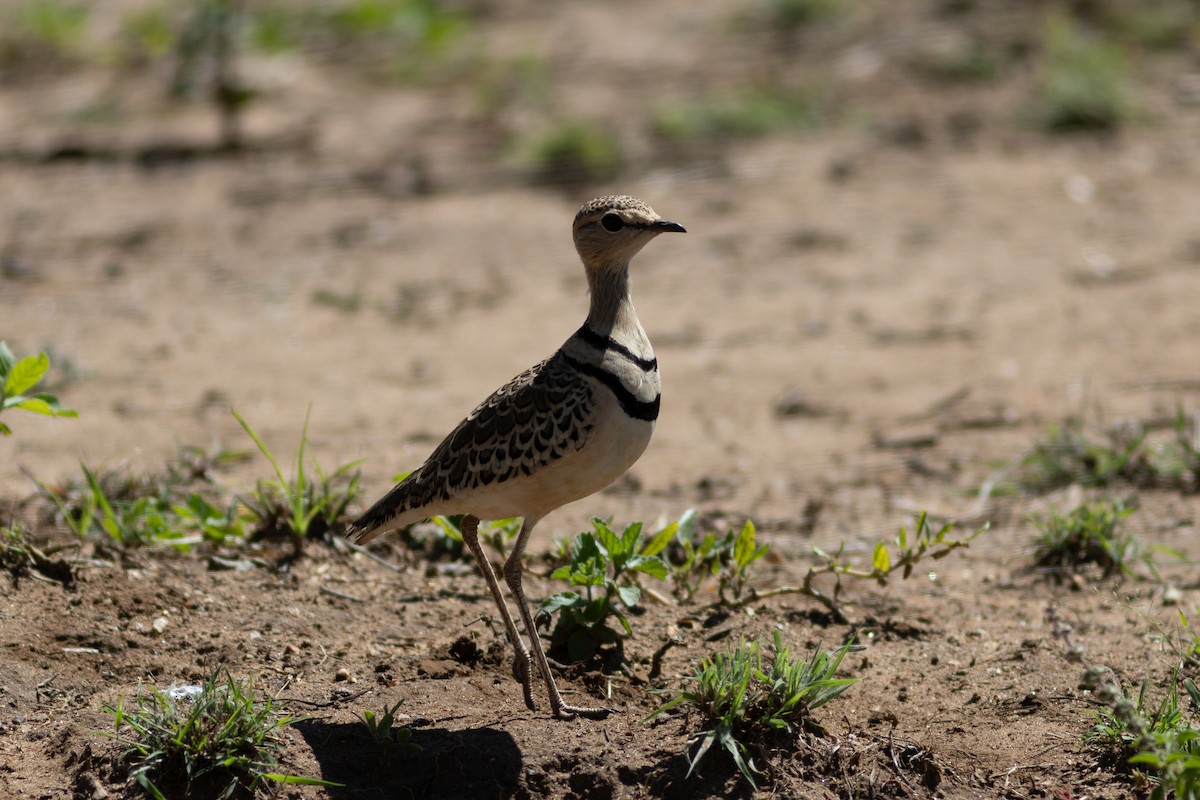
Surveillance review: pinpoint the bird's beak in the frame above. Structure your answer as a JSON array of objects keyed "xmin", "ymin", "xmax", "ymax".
[{"xmin": 653, "ymin": 219, "xmax": 686, "ymax": 234}]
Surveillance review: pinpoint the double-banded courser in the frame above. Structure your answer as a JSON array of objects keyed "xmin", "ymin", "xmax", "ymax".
[{"xmin": 345, "ymin": 196, "xmax": 684, "ymax": 720}]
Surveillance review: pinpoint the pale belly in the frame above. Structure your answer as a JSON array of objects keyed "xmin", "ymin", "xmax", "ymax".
[{"xmin": 447, "ymin": 410, "xmax": 655, "ymax": 522}]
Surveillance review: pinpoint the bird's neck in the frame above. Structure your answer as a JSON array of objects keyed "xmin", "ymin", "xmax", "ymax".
[{"xmin": 585, "ymin": 262, "xmax": 643, "ymax": 340}]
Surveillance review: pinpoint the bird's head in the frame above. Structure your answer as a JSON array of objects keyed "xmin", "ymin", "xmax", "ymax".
[{"xmin": 572, "ymin": 195, "xmax": 685, "ymax": 269}]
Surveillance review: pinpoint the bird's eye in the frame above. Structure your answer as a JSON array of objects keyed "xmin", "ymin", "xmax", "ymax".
[{"xmin": 600, "ymin": 213, "xmax": 624, "ymax": 232}]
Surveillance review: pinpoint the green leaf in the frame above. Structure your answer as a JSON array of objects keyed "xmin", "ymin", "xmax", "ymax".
[
  {"xmin": 0, "ymin": 342, "xmax": 15, "ymax": 380},
  {"xmin": 593, "ymin": 518, "xmax": 621, "ymax": 556},
  {"xmin": 872, "ymin": 541, "xmax": 891, "ymax": 574},
  {"xmin": 733, "ymin": 520, "xmax": 762, "ymax": 567},
  {"xmin": 675, "ymin": 508, "xmax": 698, "ymax": 545},
  {"xmin": 539, "ymin": 592, "xmax": 582, "ymax": 615},
  {"xmin": 687, "ymin": 729, "xmax": 718, "ymax": 778},
  {"xmin": 616, "ymin": 584, "xmax": 641, "ymax": 607},
  {"xmin": 619, "ymin": 521, "xmax": 643, "ymax": 553},
  {"xmin": 135, "ymin": 773, "xmax": 168, "ymax": 800},
  {"xmin": 232, "ymin": 408, "xmax": 287, "ymax": 485},
  {"xmin": 582, "ymin": 597, "xmax": 608, "ymax": 624},
  {"xmin": 4, "ymin": 352, "xmax": 48, "ymax": 396},
  {"xmin": 0, "ymin": 421, "xmax": 10, "ymax": 435},
  {"xmin": 12, "ymin": 397, "xmax": 53, "ymax": 415},
  {"xmin": 643, "ymin": 520, "xmax": 676, "ymax": 557},
  {"xmin": 34, "ymin": 393, "xmax": 78, "ymax": 418},
  {"xmin": 431, "ymin": 516, "xmax": 463, "ymax": 542},
  {"xmin": 614, "ymin": 608, "xmax": 633, "ymax": 636},
  {"xmin": 627, "ymin": 554, "xmax": 668, "ymax": 580}
]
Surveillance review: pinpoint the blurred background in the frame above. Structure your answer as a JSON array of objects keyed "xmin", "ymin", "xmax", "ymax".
[{"xmin": 3, "ymin": 0, "xmax": 1200, "ymax": 544}]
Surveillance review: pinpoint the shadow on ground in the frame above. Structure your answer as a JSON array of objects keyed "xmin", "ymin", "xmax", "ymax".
[{"xmin": 295, "ymin": 720, "xmax": 522, "ymax": 799}]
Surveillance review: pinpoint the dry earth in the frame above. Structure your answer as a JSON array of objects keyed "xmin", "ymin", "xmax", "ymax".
[{"xmin": 2, "ymin": 1, "xmax": 1200, "ymax": 798}]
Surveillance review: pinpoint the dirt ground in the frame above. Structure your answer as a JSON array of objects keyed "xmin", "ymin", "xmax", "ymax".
[{"xmin": 2, "ymin": 1, "xmax": 1200, "ymax": 798}]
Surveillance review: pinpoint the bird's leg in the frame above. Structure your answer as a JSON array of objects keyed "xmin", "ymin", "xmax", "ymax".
[
  {"xmin": 460, "ymin": 514, "xmax": 536, "ymax": 711},
  {"xmin": 504, "ymin": 517, "xmax": 613, "ymax": 721}
]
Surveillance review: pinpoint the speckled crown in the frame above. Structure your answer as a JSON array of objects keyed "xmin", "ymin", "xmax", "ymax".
[{"xmin": 573, "ymin": 195, "xmax": 655, "ymax": 227}]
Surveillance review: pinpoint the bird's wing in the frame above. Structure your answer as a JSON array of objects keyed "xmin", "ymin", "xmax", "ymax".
[{"xmin": 344, "ymin": 353, "xmax": 596, "ymax": 543}]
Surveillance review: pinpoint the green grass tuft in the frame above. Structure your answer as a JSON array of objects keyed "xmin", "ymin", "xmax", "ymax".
[
  {"xmin": 660, "ymin": 510, "xmax": 769, "ymax": 605},
  {"xmin": 652, "ymin": 87, "xmax": 822, "ymax": 145},
  {"xmin": 1031, "ymin": 498, "xmax": 1144, "ymax": 579},
  {"xmin": 234, "ymin": 408, "xmax": 363, "ymax": 556},
  {"xmin": 1031, "ymin": 16, "xmax": 1137, "ymax": 133},
  {"xmin": 357, "ymin": 699, "xmax": 420, "ymax": 758},
  {"xmin": 512, "ymin": 120, "xmax": 624, "ymax": 187},
  {"xmin": 1085, "ymin": 672, "xmax": 1200, "ymax": 799},
  {"xmin": 103, "ymin": 668, "xmax": 336, "ymax": 798},
  {"xmin": 646, "ymin": 631, "xmax": 858, "ymax": 789}
]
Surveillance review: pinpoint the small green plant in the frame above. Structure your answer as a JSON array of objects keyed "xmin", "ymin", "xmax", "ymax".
[
  {"xmin": 36, "ymin": 462, "xmax": 180, "ymax": 548},
  {"xmin": 243, "ymin": 5, "xmax": 306, "ymax": 54},
  {"xmin": 357, "ymin": 699, "xmax": 419, "ymax": 757},
  {"xmin": 473, "ymin": 50, "xmax": 551, "ymax": 117},
  {"xmin": 319, "ymin": 0, "xmax": 473, "ymax": 83},
  {"xmin": 0, "ymin": 524, "xmax": 75, "ymax": 588},
  {"xmin": 1155, "ymin": 408, "xmax": 1200, "ymax": 493},
  {"xmin": 0, "ymin": 342, "xmax": 77, "ymax": 435},
  {"xmin": 1085, "ymin": 673, "xmax": 1200, "ymax": 799},
  {"xmin": 1176, "ymin": 610, "xmax": 1200, "ymax": 671},
  {"xmin": 539, "ymin": 518, "xmax": 669, "ymax": 663},
  {"xmin": 1031, "ymin": 17, "xmax": 1136, "ymax": 132},
  {"xmin": 0, "ymin": 0, "xmax": 90, "ymax": 71},
  {"xmin": 103, "ymin": 668, "xmax": 334, "ymax": 798},
  {"xmin": 79, "ymin": 463, "xmax": 178, "ymax": 547},
  {"xmin": 234, "ymin": 408, "xmax": 362, "ymax": 556},
  {"xmin": 325, "ymin": 0, "xmax": 466, "ymax": 47},
  {"xmin": 652, "ymin": 86, "xmax": 821, "ymax": 145},
  {"xmin": 33, "ymin": 443, "xmax": 244, "ymax": 549},
  {"xmin": 663, "ymin": 510, "xmax": 769, "ymax": 605},
  {"xmin": 167, "ymin": 0, "xmax": 256, "ymax": 149},
  {"xmin": 1012, "ymin": 420, "xmax": 1152, "ymax": 492},
  {"xmin": 117, "ymin": 4, "xmax": 175, "ymax": 65},
  {"xmin": 993, "ymin": 411, "xmax": 1200, "ymax": 496},
  {"xmin": 1031, "ymin": 498, "xmax": 1158, "ymax": 579},
  {"xmin": 646, "ymin": 630, "xmax": 858, "ymax": 789},
  {"xmin": 756, "ymin": 0, "xmax": 845, "ymax": 32},
  {"xmin": 513, "ymin": 120, "xmax": 623, "ymax": 187},
  {"xmin": 172, "ymin": 492, "xmax": 248, "ymax": 544},
  {"xmin": 0, "ymin": 525, "xmax": 36, "ymax": 579},
  {"xmin": 734, "ymin": 513, "xmax": 984, "ymax": 623}
]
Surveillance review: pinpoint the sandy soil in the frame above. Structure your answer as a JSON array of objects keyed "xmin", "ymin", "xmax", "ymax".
[{"xmin": 2, "ymin": 1, "xmax": 1199, "ymax": 797}]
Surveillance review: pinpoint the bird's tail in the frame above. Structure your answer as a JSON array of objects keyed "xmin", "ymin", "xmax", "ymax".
[{"xmin": 343, "ymin": 474, "xmax": 420, "ymax": 545}]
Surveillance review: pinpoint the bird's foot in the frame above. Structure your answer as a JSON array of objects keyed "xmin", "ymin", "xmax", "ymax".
[
  {"xmin": 512, "ymin": 653, "xmax": 537, "ymax": 711},
  {"xmin": 552, "ymin": 702, "xmax": 616, "ymax": 721}
]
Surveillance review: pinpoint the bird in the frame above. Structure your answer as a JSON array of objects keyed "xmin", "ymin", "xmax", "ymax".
[{"xmin": 344, "ymin": 195, "xmax": 685, "ymax": 720}]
